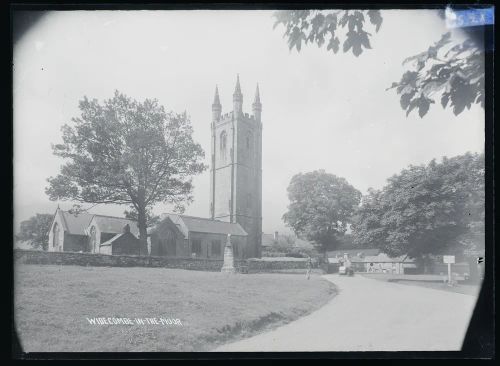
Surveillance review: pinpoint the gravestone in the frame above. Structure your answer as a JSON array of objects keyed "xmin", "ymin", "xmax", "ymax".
[{"xmin": 221, "ymin": 234, "xmax": 236, "ymax": 274}]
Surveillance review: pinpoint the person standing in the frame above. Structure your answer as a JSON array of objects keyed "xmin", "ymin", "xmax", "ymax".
[{"xmin": 306, "ymin": 256, "xmax": 313, "ymax": 280}]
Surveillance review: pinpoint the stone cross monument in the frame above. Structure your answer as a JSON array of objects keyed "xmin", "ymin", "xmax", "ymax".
[{"xmin": 221, "ymin": 234, "xmax": 236, "ymax": 274}]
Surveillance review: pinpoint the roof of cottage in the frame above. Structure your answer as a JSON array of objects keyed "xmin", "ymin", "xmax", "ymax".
[
  {"xmin": 154, "ymin": 214, "xmax": 248, "ymax": 238},
  {"xmin": 54, "ymin": 209, "xmax": 139, "ymax": 237},
  {"xmin": 327, "ymin": 248, "xmax": 380, "ymax": 258},
  {"xmin": 100, "ymin": 231, "xmax": 140, "ymax": 247},
  {"xmin": 58, "ymin": 210, "xmax": 94, "ymax": 236},
  {"xmin": 100, "ymin": 233, "xmax": 123, "ymax": 246},
  {"xmin": 362, "ymin": 253, "xmax": 414, "ymax": 263},
  {"xmin": 89, "ymin": 215, "xmax": 139, "ymax": 236}
]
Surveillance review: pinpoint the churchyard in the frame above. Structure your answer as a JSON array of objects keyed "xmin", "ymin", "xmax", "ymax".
[{"xmin": 14, "ymin": 263, "xmax": 336, "ymax": 352}]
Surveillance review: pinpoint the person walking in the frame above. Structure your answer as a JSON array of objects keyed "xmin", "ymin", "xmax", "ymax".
[{"xmin": 306, "ymin": 256, "xmax": 313, "ymax": 280}]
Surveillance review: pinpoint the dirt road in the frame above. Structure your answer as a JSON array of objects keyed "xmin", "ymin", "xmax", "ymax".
[{"xmin": 214, "ymin": 274, "xmax": 477, "ymax": 351}]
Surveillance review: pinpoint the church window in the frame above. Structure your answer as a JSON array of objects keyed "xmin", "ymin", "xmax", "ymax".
[
  {"xmin": 191, "ymin": 239, "xmax": 202, "ymax": 256},
  {"xmin": 247, "ymin": 193, "xmax": 252, "ymax": 210},
  {"xmin": 211, "ymin": 240, "xmax": 221, "ymax": 256},
  {"xmin": 53, "ymin": 223, "xmax": 60, "ymax": 249},
  {"xmin": 220, "ymin": 131, "xmax": 227, "ymax": 162}
]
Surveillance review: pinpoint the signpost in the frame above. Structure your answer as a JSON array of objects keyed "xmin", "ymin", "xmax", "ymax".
[{"xmin": 443, "ymin": 255, "xmax": 455, "ymax": 284}]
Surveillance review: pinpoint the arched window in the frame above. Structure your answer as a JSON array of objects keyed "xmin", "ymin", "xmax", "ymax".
[
  {"xmin": 89, "ymin": 226, "xmax": 97, "ymax": 253},
  {"xmin": 220, "ymin": 131, "xmax": 227, "ymax": 162},
  {"xmin": 53, "ymin": 223, "xmax": 60, "ymax": 250}
]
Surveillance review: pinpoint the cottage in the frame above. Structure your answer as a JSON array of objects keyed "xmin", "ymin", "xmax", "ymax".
[
  {"xmin": 47, "ymin": 207, "xmax": 140, "ymax": 254},
  {"xmin": 362, "ymin": 253, "xmax": 417, "ymax": 274},
  {"xmin": 48, "ymin": 208, "xmax": 94, "ymax": 252},
  {"xmin": 148, "ymin": 214, "xmax": 248, "ymax": 259},
  {"xmin": 85, "ymin": 214, "xmax": 139, "ymax": 253},
  {"xmin": 327, "ymin": 248, "xmax": 417, "ymax": 274},
  {"xmin": 99, "ymin": 224, "xmax": 141, "ymax": 255}
]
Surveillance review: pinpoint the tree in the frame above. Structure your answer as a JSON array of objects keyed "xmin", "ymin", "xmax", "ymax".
[
  {"xmin": 123, "ymin": 207, "xmax": 161, "ymax": 228},
  {"xmin": 273, "ymin": 10, "xmax": 485, "ymax": 117},
  {"xmin": 387, "ymin": 30, "xmax": 484, "ymax": 117},
  {"xmin": 282, "ymin": 170, "xmax": 361, "ymax": 255},
  {"xmin": 273, "ymin": 10, "xmax": 382, "ymax": 56},
  {"xmin": 352, "ymin": 152, "xmax": 484, "ymax": 261},
  {"xmin": 16, "ymin": 214, "xmax": 54, "ymax": 250},
  {"xmin": 46, "ymin": 91, "xmax": 206, "ymax": 254}
]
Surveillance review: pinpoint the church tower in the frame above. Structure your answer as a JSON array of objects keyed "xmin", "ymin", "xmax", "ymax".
[{"xmin": 209, "ymin": 75, "xmax": 262, "ymax": 258}]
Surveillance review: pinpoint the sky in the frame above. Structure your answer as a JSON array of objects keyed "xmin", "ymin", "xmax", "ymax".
[{"xmin": 13, "ymin": 10, "xmax": 484, "ymax": 234}]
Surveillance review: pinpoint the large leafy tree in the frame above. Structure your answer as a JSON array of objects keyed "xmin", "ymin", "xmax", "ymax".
[
  {"xmin": 273, "ymin": 9, "xmax": 485, "ymax": 117},
  {"xmin": 282, "ymin": 170, "xmax": 361, "ymax": 254},
  {"xmin": 16, "ymin": 214, "xmax": 54, "ymax": 250},
  {"xmin": 46, "ymin": 91, "xmax": 206, "ymax": 254},
  {"xmin": 352, "ymin": 152, "xmax": 484, "ymax": 260}
]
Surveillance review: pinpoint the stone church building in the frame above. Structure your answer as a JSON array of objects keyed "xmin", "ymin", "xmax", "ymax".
[
  {"xmin": 46, "ymin": 76, "xmax": 263, "ymax": 259},
  {"xmin": 150, "ymin": 75, "xmax": 263, "ymax": 259},
  {"xmin": 148, "ymin": 214, "xmax": 248, "ymax": 259}
]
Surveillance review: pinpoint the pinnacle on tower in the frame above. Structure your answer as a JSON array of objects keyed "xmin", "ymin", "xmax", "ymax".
[
  {"xmin": 252, "ymin": 83, "xmax": 262, "ymax": 121},
  {"xmin": 213, "ymin": 85, "xmax": 221, "ymax": 106},
  {"xmin": 233, "ymin": 74, "xmax": 243, "ymax": 117},
  {"xmin": 233, "ymin": 74, "xmax": 242, "ymax": 97},
  {"xmin": 253, "ymin": 83, "xmax": 261, "ymax": 105},
  {"xmin": 212, "ymin": 85, "xmax": 222, "ymax": 121}
]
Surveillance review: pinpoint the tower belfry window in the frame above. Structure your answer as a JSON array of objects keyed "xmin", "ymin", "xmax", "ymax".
[{"xmin": 220, "ymin": 131, "xmax": 227, "ymax": 162}]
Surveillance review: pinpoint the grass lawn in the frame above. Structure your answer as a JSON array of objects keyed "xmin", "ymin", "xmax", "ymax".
[
  {"xmin": 14, "ymin": 264, "xmax": 335, "ymax": 352},
  {"xmin": 362, "ymin": 273, "xmax": 481, "ymax": 296}
]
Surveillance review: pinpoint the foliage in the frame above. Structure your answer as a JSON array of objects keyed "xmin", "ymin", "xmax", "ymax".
[
  {"xmin": 123, "ymin": 207, "xmax": 160, "ymax": 228},
  {"xmin": 272, "ymin": 10, "xmax": 484, "ymax": 118},
  {"xmin": 273, "ymin": 10, "xmax": 382, "ymax": 57},
  {"xmin": 263, "ymin": 234, "xmax": 320, "ymax": 258},
  {"xmin": 46, "ymin": 91, "xmax": 206, "ymax": 253},
  {"xmin": 352, "ymin": 152, "xmax": 484, "ymax": 259},
  {"xmin": 283, "ymin": 170, "xmax": 362, "ymax": 254},
  {"xmin": 387, "ymin": 32, "xmax": 485, "ymax": 117},
  {"xmin": 16, "ymin": 214, "xmax": 54, "ymax": 250}
]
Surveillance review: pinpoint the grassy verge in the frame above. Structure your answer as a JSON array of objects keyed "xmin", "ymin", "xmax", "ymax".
[
  {"xmin": 362, "ymin": 273, "xmax": 481, "ymax": 296},
  {"xmin": 14, "ymin": 264, "xmax": 335, "ymax": 352}
]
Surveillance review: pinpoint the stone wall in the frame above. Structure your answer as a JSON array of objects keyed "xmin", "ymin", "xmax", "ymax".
[
  {"xmin": 14, "ymin": 250, "xmax": 313, "ymax": 273},
  {"xmin": 13, "ymin": 249, "xmax": 246, "ymax": 272},
  {"xmin": 245, "ymin": 257, "xmax": 309, "ymax": 273}
]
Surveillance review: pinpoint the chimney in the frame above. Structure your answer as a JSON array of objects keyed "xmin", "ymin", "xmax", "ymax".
[
  {"xmin": 123, "ymin": 224, "xmax": 130, "ymax": 234},
  {"xmin": 274, "ymin": 231, "xmax": 279, "ymax": 241}
]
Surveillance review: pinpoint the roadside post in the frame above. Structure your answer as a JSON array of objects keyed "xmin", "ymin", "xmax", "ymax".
[{"xmin": 443, "ymin": 255, "xmax": 455, "ymax": 284}]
